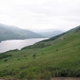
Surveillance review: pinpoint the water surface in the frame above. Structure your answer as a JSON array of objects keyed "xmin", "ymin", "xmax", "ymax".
[{"xmin": 0, "ymin": 38, "xmax": 46, "ymax": 53}]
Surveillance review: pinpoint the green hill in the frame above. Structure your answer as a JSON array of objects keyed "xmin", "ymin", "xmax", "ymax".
[
  {"xmin": 0, "ymin": 26, "xmax": 80, "ymax": 79},
  {"xmin": 0, "ymin": 24, "xmax": 45, "ymax": 42}
]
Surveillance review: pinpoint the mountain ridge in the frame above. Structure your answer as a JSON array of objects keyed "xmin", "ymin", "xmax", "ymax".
[{"xmin": 0, "ymin": 23, "xmax": 45, "ymax": 42}]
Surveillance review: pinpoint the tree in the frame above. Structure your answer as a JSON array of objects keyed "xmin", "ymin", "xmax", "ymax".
[{"xmin": 32, "ymin": 54, "xmax": 36, "ymax": 59}]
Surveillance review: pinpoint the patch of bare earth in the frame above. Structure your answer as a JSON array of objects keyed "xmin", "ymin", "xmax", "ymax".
[{"xmin": 51, "ymin": 77, "xmax": 80, "ymax": 80}]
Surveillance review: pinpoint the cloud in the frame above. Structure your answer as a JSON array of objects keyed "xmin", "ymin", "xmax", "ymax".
[{"xmin": 0, "ymin": 0, "xmax": 80, "ymax": 32}]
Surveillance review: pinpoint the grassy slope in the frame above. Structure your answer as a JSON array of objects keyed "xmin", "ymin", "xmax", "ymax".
[{"xmin": 0, "ymin": 26, "xmax": 80, "ymax": 79}]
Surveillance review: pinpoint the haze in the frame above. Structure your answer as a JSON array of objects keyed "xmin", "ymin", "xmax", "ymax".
[{"xmin": 0, "ymin": 0, "xmax": 80, "ymax": 32}]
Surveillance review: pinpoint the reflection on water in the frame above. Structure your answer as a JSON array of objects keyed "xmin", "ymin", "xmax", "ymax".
[{"xmin": 0, "ymin": 38, "xmax": 46, "ymax": 53}]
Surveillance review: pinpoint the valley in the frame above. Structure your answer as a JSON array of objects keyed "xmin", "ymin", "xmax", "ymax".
[{"xmin": 0, "ymin": 26, "xmax": 80, "ymax": 79}]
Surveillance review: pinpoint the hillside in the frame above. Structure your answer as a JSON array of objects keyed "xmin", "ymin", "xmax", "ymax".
[
  {"xmin": 0, "ymin": 24, "xmax": 45, "ymax": 42},
  {"xmin": 0, "ymin": 26, "xmax": 80, "ymax": 79}
]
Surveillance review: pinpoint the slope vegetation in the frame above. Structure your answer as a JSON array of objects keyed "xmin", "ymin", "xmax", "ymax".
[{"xmin": 0, "ymin": 26, "xmax": 80, "ymax": 79}]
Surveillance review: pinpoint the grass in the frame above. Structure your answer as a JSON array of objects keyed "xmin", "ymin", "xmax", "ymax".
[{"xmin": 0, "ymin": 26, "xmax": 80, "ymax": 79}]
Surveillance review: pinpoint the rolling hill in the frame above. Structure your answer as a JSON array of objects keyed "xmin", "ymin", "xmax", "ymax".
[
  {"xmin": 0, "ymin": 24, "xmax": 45, "ymax": 42},
  {"xmin": 0, "ymin": 25, "xmax": 80, "ymax": 79}
]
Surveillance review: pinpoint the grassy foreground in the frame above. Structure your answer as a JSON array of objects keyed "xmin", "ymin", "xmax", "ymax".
[{"xmin": 0, "ymin": 26, "xmax": 80, "ymax": 79}]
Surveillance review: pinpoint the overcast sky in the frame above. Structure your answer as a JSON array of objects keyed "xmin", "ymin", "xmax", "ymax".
[{"xmin": 0, "ymin": 0, "xmax": 80, "ymax": 32}]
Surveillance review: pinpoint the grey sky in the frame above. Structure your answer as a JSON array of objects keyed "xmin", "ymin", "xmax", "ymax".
[{"xmin": 0, "ymin": 0, "xmax": 80, "ymax": 32}]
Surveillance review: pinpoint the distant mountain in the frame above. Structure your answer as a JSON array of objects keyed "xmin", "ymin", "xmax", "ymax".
[
  {"xmin": 0, "ymin": 24, "xmax": 45, "ymax": 42},
  {"xmin": 38, "ymin": 30, "xmax": 63, "ymax": 38}
]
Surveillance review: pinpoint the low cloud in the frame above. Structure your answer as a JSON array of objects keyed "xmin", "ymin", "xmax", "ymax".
[{"xmin": 0, "ymin": 0, "xmax": 80, "ymax": 32}]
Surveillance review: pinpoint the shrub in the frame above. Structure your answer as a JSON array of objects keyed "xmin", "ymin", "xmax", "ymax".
[
  {"xmin": 4, "ymin": 59, "xmax": 8, "ymax": 62},
  {"xmin": 32, "ymin": 54, "xmax": 36, "ymax": 59}
]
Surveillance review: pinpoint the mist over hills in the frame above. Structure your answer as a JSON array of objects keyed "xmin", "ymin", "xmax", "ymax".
[
  {"xmin": 38, "ymin": 30, "xmax": 63, "ymax": 38},
  {"xmin": 0, "ymin": 24, "xmax": 45, "ymax": 42}
]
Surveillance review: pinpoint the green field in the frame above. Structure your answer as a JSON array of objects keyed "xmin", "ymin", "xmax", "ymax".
[{"xmin": 0, "ymin": 26, "xmax": 80, "ymax": 79}]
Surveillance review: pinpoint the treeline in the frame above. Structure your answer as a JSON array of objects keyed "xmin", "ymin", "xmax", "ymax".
[
  {"xmin": 18, "ymin": 66, "xmax": 80, "ymax": 79},
  {"xmin": 0, "ymin": 53, "xmax": 12, "ymax": 60},
  {"xmin": 0, "ymin": 66, "xmax": 80, "ymax": 79},
  {"xmin": 22, "ymin": 42, "xmax": 51, "ymax": 50}
]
